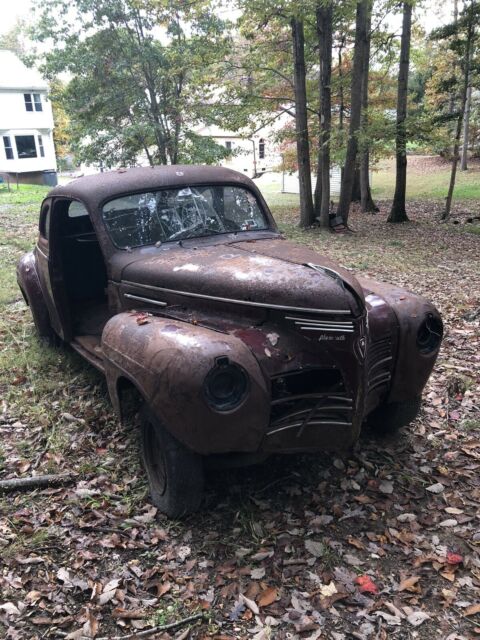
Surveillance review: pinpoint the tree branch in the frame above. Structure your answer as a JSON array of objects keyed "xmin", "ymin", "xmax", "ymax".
[{"xmin": 95, "ymin": 612, "xmax": 207, "ymax": 640}]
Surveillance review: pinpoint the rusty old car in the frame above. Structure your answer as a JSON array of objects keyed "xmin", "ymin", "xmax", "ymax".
[{"xmin": 17, "ymin": 166, "xmax": 443, "ymax": 517}]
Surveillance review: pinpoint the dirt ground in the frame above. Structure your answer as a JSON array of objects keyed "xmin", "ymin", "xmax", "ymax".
[{"xmin": 0, "ymin": 197, "xmax": 479, "ymax": 640}]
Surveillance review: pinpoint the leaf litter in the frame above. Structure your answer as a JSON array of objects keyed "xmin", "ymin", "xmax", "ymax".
[{"xmin": 0, "ymin": 200, "xmax": 479, "ymax": 638}]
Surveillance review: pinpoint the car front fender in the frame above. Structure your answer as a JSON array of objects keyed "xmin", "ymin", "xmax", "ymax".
[
  {"xmin": 358, "ymin": 276, "xmax": 443, "ymax": 404},
  {"xmin": 101, "ymin": 313, "xmax": 270, "ymax": 455}
]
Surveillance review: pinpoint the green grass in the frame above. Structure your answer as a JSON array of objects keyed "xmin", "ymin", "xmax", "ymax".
[
  {"xmin": 371, "ymin": 157, "xmax": 480, "ymax": 201},
  {"xmin": 259, "ymin": 156, "xmax": 480, "ymax": 206},
  {"xmin": 0, "ymin": 183, "xmax": 49, "ymax": 205}
]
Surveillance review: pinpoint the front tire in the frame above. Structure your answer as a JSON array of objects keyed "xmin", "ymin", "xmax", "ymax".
[
  {"xmin": 365, "ymin": 397, "xmax": 422, "ymax": 435},
  {"xmin": 140, "ymin": 406, "xmax": 204, "ymax": 518}
]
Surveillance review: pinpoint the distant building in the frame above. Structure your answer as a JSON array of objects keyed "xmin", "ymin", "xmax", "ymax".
[
  {"xmin": 196, "ymin": 110, "xmax": 291, "ymax": 179},
  {"xmin": 0, "ymin": 50, "xmax": 57, "ymax": 185}
]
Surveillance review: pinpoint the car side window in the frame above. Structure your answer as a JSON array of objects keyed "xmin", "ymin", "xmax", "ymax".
[{"xmin": 39, "ymin": 202, "xmax": 51, "ymax": 241}]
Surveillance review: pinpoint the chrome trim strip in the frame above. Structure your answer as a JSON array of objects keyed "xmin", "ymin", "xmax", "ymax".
[
  {"xmin": 271, "ymin": 394, "xmax": 353, "ymax": 406},
  {"xmin": 369, "ymin": 356, "xmax": 393, "ymax": 372},
  {"xmin": 267, "ymin": 420, "xmax": 352, "ymax": 436},
  {"xmin": 272, "ymin": 405, "xmax": 354, "ymax": 426},
  {"xmin": 299, "ymin": 326, "xmax": 354, "ymax": 333},
  {"xmin": 292, "ymin": 320, "xmax": 354, "ymax": 328},
  {"xmin": 123, "ymin": 293, "xmax": 167, "ymax": 307},
  {"xmin": 285, "ymin": 315, "xmax": 353, "ymax": 323},
  {"xmin": 122, "ymin": 280, "xmax": 353, "ymax": 315},
  {"xmin": 368, "ymin": 378, "xmax": 391, "ymax": 392}
]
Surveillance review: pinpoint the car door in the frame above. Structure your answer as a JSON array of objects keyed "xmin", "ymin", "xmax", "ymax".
[{"xmin": 35, "ymin": 197, "xmax": 71, "ymax": 340}]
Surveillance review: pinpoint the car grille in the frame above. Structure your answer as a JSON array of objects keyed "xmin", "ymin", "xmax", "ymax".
[
  {"xmin": 285, "ymin": 314, "xmax": 354, "ymax": 335},
  {"xmin": 366, "ymin": 336, "xmax": 393, "ymax": 394},
  {"xmin": 267, "ymin": 369, "xmax": 353, "ymax": 438}
]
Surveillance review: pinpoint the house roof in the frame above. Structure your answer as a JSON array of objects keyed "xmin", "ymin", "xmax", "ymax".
[{"xmin": 0, "ymin": 50, "xmax": 48, "ymax": 91}]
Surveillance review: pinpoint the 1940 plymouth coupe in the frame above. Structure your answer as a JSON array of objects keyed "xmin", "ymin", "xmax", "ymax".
[{"xmin": 17, "ymin": 166, "xmax": 443, "ymax": 517}]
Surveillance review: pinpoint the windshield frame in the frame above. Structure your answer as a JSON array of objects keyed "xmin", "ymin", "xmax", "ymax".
[{"xmin": 99, "ymin": 182, "xmax": 275, "ymax": 250}]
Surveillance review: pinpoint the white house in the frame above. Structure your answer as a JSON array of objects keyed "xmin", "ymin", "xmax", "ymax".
[
  {"xmin": 0, "ymin": 50, "xmax": 57, "ymax": 185},
  {"xmin": 196, "ymin": 110, "xmax": 291, "ymax": 179}
]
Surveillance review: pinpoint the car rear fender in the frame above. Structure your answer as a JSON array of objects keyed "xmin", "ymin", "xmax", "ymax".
[{"xmin": 17, "ymin": 251, "xmax": 53, "ymax": 338}]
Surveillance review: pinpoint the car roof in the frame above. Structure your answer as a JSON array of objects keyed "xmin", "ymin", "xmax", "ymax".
[{"xmin": 47, "ymin": 165, "xmax": 259, "ymax": 208}]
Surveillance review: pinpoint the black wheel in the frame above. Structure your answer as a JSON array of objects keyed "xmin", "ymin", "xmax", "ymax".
[
  {"xmin": 140, "ymin": 406, "xmax": 204, "ymax": 518},
  {"xmin": 365, "ymin": 397, "xmax": 422, "ymax": 435}
]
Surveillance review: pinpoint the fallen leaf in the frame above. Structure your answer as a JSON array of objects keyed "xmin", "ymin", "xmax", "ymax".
[
  {"xmin": 344, "ymin": 553, "xmax": 365, "ymax": 567},
  {"xmin": 257, "ymin": 587, "xmax": 278, "ymax": 607},
  {"xmin": 407, "ymin": 611, "xmax": 430, "ymax": 626},
  {"xmin": 305, "ymin": 539, "xmax": 325, "ymax": 558},
  {"xmin": 379, "ymin": 480, "xmax": 394, "ymax": 494},
  {"xmin": 250, "ymin": 567, "xmax": 266, "ymax": 580},
  {"xmin": 399, "ymin": 576, "xmax": 421, "ymax": 592},
  {"xmin": 112, "ymin": 608, "xmax": 146, "ymax": 619},
  {"xmin": 251, "ymin": 549, "xmax": 274, "ymax": 562},
  {"xmin": 0, "ymin": 603, "xmax": 21, "ymax": 617},
  {"xmin": 439, "ymin": 519, "xmax": 458, "ymax": 528},
  {"xmin": 320, "ymin": 581, "xmax": 338, "ymax": 597},
  {"xmin": 240, "ymin": 593, "xmax": 259, "ymax": 615},
  {"xmin": 426, "ymin": 483, "xmax": 445, "ymax": 494},
  {"xmin": 446, "ymin": 552, "xmax": 463, "ymax": 565},
  {"xmin": 356, "ymin": 575, "xmax": 378, "ymax": 595},
  {"xmin": 465, "ymin": 604, "xmax": 480, "ymax": 616}
]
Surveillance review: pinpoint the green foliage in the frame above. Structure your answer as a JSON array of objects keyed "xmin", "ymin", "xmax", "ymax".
[
  {"xmin": 31, "ymin": 0, "xmax": 232, "ymax": 167},
  {"xmin": 425, "ymin": 1, "xmax": 480, "ymax": 157}
]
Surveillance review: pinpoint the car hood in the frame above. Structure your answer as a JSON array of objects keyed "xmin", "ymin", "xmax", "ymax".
[{"xmin": 117, "ymin": 237, "xmax": 365, "ymax": 315}]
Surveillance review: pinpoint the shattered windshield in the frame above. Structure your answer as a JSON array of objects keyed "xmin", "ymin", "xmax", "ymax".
[{"xmin": 102, "ymin": 185, "xmax": 269, "ymax": 249}]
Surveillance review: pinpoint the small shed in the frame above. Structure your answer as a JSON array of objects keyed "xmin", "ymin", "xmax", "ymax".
[{"xmin": 281, "ymin": 166, "xmax": 342, "ymax": 197}]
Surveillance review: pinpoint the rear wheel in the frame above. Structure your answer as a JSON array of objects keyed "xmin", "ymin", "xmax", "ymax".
[
  {"xmin": 140, "ymin": 406, "xmax": 204, "ymax": 518},
  {"xmin": 366, "ymin": 397, "xmax": 422, "ymax": 435}
]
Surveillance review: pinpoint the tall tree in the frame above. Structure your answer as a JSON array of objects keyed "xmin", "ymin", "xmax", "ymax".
[
  {"xmin": 315, "ymin": 1, "xmax": 333, "ymax": 228},
  {"xmin": 32, "ymin": 0, "xmax": 231, "ymax": 167},
  {"xmin": 388, "ymin": 1, "xmax": 413, "ymax": 223},
  {"xmin": 460, "ymin": 83, "xmax": 472, "ymax": 170},
  {"xmin": 291, "ymin": 17, "xmax": 315, "ymax": 227},
  {"xmin": 336, "ymin": 0, "xmax": 368, "ymax": 225},
  {"xmin": 359, "ymin": 0, "xmax": 378, "ymax": 213},
  {"xmin": 438, "ymin": 1, "xmax": 479, "ymax": 218}
]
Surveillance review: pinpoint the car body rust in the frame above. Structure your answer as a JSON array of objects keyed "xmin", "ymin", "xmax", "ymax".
[{"xmin": 17, "ymin": 165, "xmax": 443, "ymax": 514}]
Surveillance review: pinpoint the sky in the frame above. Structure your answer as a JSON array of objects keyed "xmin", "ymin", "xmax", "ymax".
[
  {"xmin": 0, "ymin": 0, "xmax": 456, "ymax": 38},
  {"xmin": 0, "ymin": 0, "xmax": 33, "ymax": 35}
]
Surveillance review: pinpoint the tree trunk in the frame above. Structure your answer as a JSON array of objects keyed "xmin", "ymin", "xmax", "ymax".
[
  {"xmin": 291, "ymin": 18, "xmax": 315, "ymax": 228},
  {"xmin": 360, "ymin": 2, "xmax": 379, "ymax": 213},
  {"xmin": 316, "ymin": 2, "xmax": 333, "ymax": 228},
  {"xmin": 460, "ymin": 83, "xmax": 472, "ymax": 171},
  {"xmin": 338, "ymin": 35, "xmax": 345, "ymax": 133},
  {"xmin": 351, "ymin": 166, "xmax": 361, "ymax": 202},
  {"xmin": 387, "ymin": 2, "xmax": 412, "ymax": 223},
  {"xmin": 336, "ymin": 0, "xmax": 367, "ymax": 224},
  {"xmin": 444, "ymin": 15, "xmax": 474, "ymax": 219}
]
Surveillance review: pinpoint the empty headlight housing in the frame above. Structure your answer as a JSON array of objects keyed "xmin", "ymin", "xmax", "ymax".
[
  {"xmin": 417, "ymin": 313, "xmax": 443, "ymax": 354},
  {"xmin": 204, "ymin": 357, "xmax": 249, "ymax": 412}
]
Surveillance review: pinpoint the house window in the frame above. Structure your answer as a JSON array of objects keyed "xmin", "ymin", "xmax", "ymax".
[
  {"xmin": 259, "ymin": 138, "xmax": 265, "ymax": 159},
  {"xmin": 24, "ymin": 93, "xmax": 43, "ymax": 112},
  {"xmin": 15, "ymin": 135, "xmax": 37, "ymax": 159},
  {"xmin": 38, "ymin": 135, "xmax": 45, "ymax": 158},
  {"xmin": 3, "ymin": 136, "xmax": 14, "ymax": 160},
  {"xmin": 225, "ymin": 141, "xmax": 232, "ymax": 151},
  {"xmin": 33, "ymin": 94, "xmax": 43, "ymax": 111}
]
